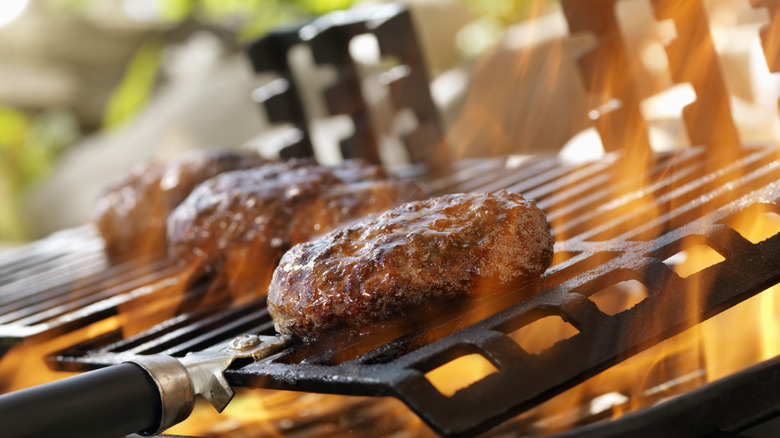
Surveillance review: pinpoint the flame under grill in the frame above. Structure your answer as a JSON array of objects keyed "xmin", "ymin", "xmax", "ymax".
[
  {"xmin": 3, "ymin": 1, "xmax": 780, "ymax": 436},
  {"xmin": 2, "ymin": 144, "xmax": 779, "ymax": 436}
]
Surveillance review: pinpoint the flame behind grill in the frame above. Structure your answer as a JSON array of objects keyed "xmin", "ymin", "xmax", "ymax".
[{"xmin": 6, "ymin": 144, "xmax": 773, "ymax": 436}]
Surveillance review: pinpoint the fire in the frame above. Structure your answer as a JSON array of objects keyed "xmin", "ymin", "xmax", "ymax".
[
  {"xmin": 168, "ymin": 389, "xmax": 433, "ymax": 437},
  {"xmin": 6, "ymin": 1, "xmax": 780, "ymax": 437},
  {"xmin": 452, "ymin": 199, "xmax": 779, "ymax": 436},
  {"xmin": 0, "ymin": 318, "xmax": 117, "ymax": 393},
  {"xmin": 444, "ymin": 2, "xmax": 586, "ymax": 159},
  {"xmin": 425, "ymin": 353, "xmax": 499, "ymax": 397},
  {"xmin": 116, "ymin": 260, "xmax": 200, "ymax": 337},
  {"xmin": 164, "ymin": 1, "xmax": 780, "ymax": 435}
]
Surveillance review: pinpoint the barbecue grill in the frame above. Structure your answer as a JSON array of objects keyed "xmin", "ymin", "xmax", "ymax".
[{"xmin": 2, "ymin": 1, "xmax": 780, "ymax": 437}]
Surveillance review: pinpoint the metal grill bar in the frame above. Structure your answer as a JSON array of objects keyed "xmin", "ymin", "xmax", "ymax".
[
  {"xmin": 0, "ymin": 226, "xmax": 105, "ymax": 290},
  {"xmin": 0, "ymin": 238, "xmax": 194, "ymax": 347},
  {"xmin": 0, "ymin": 259, "xmax": 174, "ymax": 324},
  {"xmin": 545, "ymin": 353, "xmax": 780, "ymax": 438},
  {"xmin": 45, "ymin": 145, "xmax": 780, "ymax": 436},
  {"xmin": 51, "ymin": 297, "xmax": 271, "ymax": 370}
]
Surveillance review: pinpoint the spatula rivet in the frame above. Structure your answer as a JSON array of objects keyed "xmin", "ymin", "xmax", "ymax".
[{"xmin": 230, "ymin": 334, "xmax": 261, "ymax": 351}]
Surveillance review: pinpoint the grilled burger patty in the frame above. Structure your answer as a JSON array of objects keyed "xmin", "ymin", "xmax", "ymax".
[
  {"xmin": 93, "ymin": 150, "xmax": 268, "ymax": 261},
  {"xmin": 268, "ymin": 190, "xmax": 554, "ymax": 340},
  {"xmin": 167, "ymin": 159, "xmax": 424, "ymax": 296}
]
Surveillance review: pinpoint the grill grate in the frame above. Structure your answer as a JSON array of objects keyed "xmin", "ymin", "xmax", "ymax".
[
  {"xmin": 0, "ymin": 226, "xmax": 105, "ymax": 290},
  {"xmin": 0, "ymin": 226, "xmax": 209, "ymax": 351},
  {"xmin": 45, "ymin": 145, "xmax": 780, "ymax": 436}
]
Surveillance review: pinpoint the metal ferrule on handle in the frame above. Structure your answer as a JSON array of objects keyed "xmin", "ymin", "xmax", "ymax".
[
  {"xmin": 0, "ymin": 335, "xmax": 285, "ymax": 438},
  {"xmin": 131, "ymin": 356, "xmax": 196, "ymax": 436},
  {"xmin": 0, "ymin": 356, "xmax": 194, "ymax": 438}
]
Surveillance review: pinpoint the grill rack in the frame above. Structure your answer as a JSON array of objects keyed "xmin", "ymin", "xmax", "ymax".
[
  {"xmin": 2, "ymin": 2, "xmax": 778, "ymax": 435},
  {"xmin": 245, "ymin": 3, "xmax": 444, "ymax": 165},
  {"xmin": 46, "ymin": 145, "xmax": 780, "ymax": 437},
  {"xmin": 0, "ymin": 226, "xmax": 105, "ymax": 291},
  {"xmin": 0, "ymin": 226, "xmax": 212, "ymax": 354},
  {"xmin": 0, "ymin": 226, "xmax": 107, "ymax": 353}
]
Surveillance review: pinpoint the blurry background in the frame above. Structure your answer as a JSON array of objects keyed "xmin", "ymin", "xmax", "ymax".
[
  {"xmin": 0, "ymin": 0, "xmax": 483, "ymax": 243},
  {"xmin": 1, "ymin": 0, "xmax": 778, "ymax": 246}
]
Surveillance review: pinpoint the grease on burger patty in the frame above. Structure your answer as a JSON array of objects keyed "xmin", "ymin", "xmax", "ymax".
[{"xmin": 268, "ymin": 190, "xmax": 554, "ymax": 340}]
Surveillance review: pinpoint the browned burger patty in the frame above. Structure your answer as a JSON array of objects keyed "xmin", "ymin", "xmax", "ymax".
[
  {"xmin": 93, "ymin": 150, "xmax": 267, "ymax": 261},
  {"xmin": 267, "ymin": 190, "xmax": 554, "ymax": 340},
  {"xmin": 166, "ymin": 159, "xmax": 424, "ymax": 297}
]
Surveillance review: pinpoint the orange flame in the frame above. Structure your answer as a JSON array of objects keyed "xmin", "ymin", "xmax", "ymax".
[
  {"xmin": 167, "ymin": 1, "xmax": 780, "ymax": 435},
  {"xmin": 0, "ymin": 318, "xmax": 118, "ymax": 393},
  {"xmin": 7, "ymin": 1, "xmax": 780, "ymax": 437}
]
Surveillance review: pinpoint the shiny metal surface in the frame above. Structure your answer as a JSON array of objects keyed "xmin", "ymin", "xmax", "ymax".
[
  {"xmin": 131, "ymin": 334, "xmax": 287, "ymax": 433},
  {"xmin": 131, "ymin": 356, "xmax": 194, "ymax": 435}
]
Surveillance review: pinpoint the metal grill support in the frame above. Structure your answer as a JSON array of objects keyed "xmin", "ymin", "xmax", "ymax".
[
  {"xmin": 43, "ymin": 146, "xmax": 780, "ymax": 437},
  {"xmin": 245, "ymin": 4, "xmax": 446, "ymax": 166}
]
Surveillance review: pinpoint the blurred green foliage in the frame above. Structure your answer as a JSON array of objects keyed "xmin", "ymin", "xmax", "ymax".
[
  {"xmin": 101, "ymin": 0, "xmax": 355, "ymax": 128},
  {"xmin": 0, "ymin": 108, "xmax": 77, "ymax": 241},
  {"xmin": 464, "ymin": 0, "xmax": 544, "ymax": 24},
  {"xmin": 2, "ymin": 0, "xmax": 359, "ymax": 243},
  {"xmin": 103, "ymin": 41, "xmax": 164, "ymax": 129},
  {"xmin": 0, "ymin": 109, "xmax": 28, "ymax": 241},
  {"xmin": 98, "ymin": 0, "xmax": 361, "ymax": 131},
  {"xmin": 1, "ymin": 0, "xmax": 551, "ymax": 243},
  {"xmin": 157, "ymin": 0, "xmax": 354, "ymax": 40}
]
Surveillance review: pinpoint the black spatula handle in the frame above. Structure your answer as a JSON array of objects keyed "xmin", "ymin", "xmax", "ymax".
[{"xmin": 0, "ymin": 356, "xmax": 194, "ymax": 438}]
